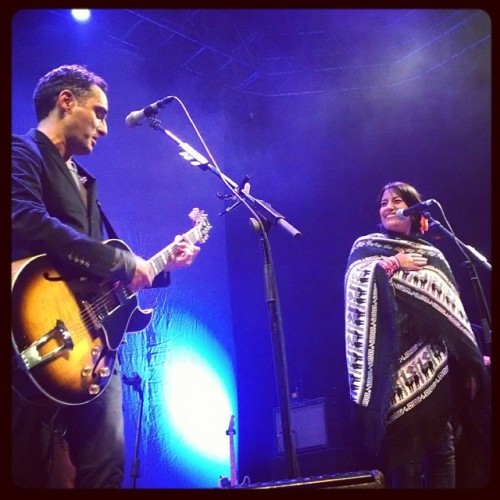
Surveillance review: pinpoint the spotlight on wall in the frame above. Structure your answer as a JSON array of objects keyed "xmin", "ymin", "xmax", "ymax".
[{"xmin": 71, "ymin": 9, "xmax": 91, "ymax": 23}]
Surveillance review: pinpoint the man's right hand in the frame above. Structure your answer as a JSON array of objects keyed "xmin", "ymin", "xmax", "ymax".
[{"xmin": 127, "ymin": 255, "xmax": 154, "ymax": 293}]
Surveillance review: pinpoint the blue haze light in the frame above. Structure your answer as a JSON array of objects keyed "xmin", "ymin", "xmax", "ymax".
[{"xmin": 160, "ymin": 315, "xmax": 237, "ymax": 483}]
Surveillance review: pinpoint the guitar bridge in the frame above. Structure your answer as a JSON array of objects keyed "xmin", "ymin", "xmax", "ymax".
[{"xmin": 17, "ymin": 319, "xmax": 74, "ymax": 370}]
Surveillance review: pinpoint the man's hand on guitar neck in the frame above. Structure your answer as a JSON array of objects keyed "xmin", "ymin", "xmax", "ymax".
[
  {"xmin": 164, "ymin": 234, "xmax": 201, "ymax": 272},
  {"xmin": 127, "ymin": 235, "xmax": 200, "ymax": 293}
]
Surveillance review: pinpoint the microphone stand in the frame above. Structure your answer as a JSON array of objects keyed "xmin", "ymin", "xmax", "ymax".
[
  {"xmin": 122, "ymin": 372, "xmax": 145, "ymax": 489},
  {"xmin": 251, "ymin": 216, "xmax": 301, "ymax": 479},
  {"xmin": 427, "ymin": 215, "xmax": 491, "ymax": 357},
  {"xmin": 149, "ymin": 117, "xmax": 301, "ymax": 479}
]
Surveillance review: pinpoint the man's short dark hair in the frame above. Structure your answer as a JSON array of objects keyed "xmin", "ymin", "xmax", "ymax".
[{"xmin": 33, "ymin": 64, "xmax": 108, "ymax": 121}]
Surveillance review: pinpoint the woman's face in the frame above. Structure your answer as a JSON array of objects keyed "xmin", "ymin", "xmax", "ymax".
[{"xmin": 379, "ymin": 188, "xmax": 412, "ymax": 235}]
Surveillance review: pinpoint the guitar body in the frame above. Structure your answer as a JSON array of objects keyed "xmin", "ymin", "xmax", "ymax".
[
  {"xmin": 11, "ymin": 208, "xmax": 211, "ymax": 406},
  {"xmin": 11, "ymin": 240, "xmax": 153, "ymax": 406}
]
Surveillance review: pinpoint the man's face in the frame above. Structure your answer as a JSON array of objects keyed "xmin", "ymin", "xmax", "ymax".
[{"xmin": 64, "ymin": 84, "xmax": 108, "ymax": 156}]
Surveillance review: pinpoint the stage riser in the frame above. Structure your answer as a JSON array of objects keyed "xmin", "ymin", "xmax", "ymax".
[{"xmin": 244, "ymin": 470, "xmax": 385, "ymax": 489}]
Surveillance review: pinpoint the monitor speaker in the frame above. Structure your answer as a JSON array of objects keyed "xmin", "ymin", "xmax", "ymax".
[{"xmin": 273, "ymin": 397, "xmax": 340, "ymax": 453}]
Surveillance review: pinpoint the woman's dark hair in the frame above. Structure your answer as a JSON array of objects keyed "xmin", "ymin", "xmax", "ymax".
[
  {"xmin": 33, "ymin": 64, "xmax": 108, "ymax": 122},
  {"xmin": 377, "ymin": 181, "xmax": 424, "ymax": 234}
]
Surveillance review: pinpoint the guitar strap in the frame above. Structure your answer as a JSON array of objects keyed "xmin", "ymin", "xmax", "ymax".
[
  {"xmin": 96, "ymin": 200, "xmax": 119, "ymax": 239},
  {"xmin": 96, "ymin": 200, "xmax": 171, "ymax": 289}
]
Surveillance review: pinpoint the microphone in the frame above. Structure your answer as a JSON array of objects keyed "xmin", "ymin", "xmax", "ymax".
[
  {"xmin": 125, "ymin": 96, "xmax": 174, "ymax": 127},
  {"xmin": 396, "ymin": 199, "xmax": 436, "ymax": 219}
]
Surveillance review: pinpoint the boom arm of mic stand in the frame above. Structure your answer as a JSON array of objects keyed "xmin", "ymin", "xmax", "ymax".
[
  {"xmin": 427, "ymin": 216, "xmax": 491, "ymax": 272},
  {"xmin": 153, "ymin": 122, "xmax": 302, "ymax": 239},
  {"xmin": 427, "ymin": 215, "xmax": 492, "ymax": 355}
]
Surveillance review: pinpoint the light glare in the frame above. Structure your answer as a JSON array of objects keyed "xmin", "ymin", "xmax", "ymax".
[{"xmin": 71, "ymin": 9, "xmax": 91, "ymax": 23}]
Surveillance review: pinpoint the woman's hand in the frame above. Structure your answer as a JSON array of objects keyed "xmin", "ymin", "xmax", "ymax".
[{"xmin": 395, "ymin": 252, "xmax": 427, "ymax": 271}]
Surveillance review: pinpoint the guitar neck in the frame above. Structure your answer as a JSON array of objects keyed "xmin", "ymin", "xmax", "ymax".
[{"xmin": 147, "ymin": 226, "xmax": 199, "ymax": 278}]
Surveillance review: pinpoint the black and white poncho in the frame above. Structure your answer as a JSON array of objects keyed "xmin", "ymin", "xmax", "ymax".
[{"xmin": 344, "ymin": 231, "xmax": 486, "ymax": 459}]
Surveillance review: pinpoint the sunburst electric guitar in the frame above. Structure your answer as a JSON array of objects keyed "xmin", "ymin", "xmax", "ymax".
[{"xmin": 11, "ymin": 208, "xmax": 211, "ymax": 406}]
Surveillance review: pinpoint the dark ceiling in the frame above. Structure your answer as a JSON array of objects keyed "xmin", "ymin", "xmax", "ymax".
[{"xmin": 49, "ymin": 8, "xmax": 490, "ymax": 97}]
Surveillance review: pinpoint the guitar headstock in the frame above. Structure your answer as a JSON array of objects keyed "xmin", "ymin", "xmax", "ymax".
[{"xmin": 189, "ymin": 208, "xmax": 212, "ymax": 243}]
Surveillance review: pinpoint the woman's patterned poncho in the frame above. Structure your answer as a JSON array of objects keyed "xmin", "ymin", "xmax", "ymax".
[{"xmin": 344, "ymin": 232, "xmax": 486, "ymax": 456}]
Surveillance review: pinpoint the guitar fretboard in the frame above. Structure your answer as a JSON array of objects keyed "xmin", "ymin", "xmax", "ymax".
[
  {"xmin": 148, "ymin": 225, "xmax": 200, "ymax": 276},
  {"xmin": 148, "ymin": 209, "xmax": 210, "ymax": 277}
]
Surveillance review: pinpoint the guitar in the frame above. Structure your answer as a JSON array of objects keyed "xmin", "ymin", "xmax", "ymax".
[{"xmin": 11, "ymin": 208, "xmax": 211, "ymax": 406}]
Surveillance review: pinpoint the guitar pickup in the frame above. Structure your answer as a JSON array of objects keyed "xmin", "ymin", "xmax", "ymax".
[{"xmin": 17, "ymin": 320, "xmax": 74, "ymax": 370}]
